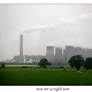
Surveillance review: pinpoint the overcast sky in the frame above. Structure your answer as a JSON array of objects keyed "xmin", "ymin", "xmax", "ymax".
[{"xmin": 0, "ymin": 4, "xmax": 92, "ymax": 60}]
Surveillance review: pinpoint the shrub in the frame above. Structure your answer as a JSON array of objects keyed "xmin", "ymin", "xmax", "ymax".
[{"xmin": 84, "ymin": 57, "xmax": 92, "ymax": 70}]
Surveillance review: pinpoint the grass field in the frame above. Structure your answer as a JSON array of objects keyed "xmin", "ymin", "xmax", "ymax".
[
  {"xmin": 0, "ymin": 66, "xmax": 92, "ymax": 85},
  {"xmin": 5, "ymin": 65, "xmax": 39, "ymax": 68}
]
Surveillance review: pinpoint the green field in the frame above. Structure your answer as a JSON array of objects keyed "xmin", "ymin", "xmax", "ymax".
[
  {"xmin": 0, "ymin": 67, "xmax": 92, "ymax": 85},
  {"xmin": 5, "ymin": 65, "xmax": 39, "ymax": 68}
]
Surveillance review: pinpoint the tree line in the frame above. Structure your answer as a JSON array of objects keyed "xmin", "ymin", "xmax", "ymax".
[
  {"xmin": 38, "ymin": 55, "xmax": 92, "ymax": 71},
  {"xmin": 0, "ymin": 55, "xmax": 92, "ymax": 71},
  {"xmin": 68, "ymin": 55, "xmax": 92, "ymax": 71}
]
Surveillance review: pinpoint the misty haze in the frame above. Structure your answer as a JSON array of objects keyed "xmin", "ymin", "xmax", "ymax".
[
  {"xmin": 1, "ymin": 4, "xmax": 92, "ymax": 86},
  {"xmin": 0, "ymin": 4, "xmax": 92, "ymax": 62}
]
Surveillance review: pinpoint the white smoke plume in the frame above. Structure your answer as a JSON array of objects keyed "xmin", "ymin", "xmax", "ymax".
[
  {"xmin": 20, "ymin": 17, "xmax": 75, "ymax": 34},
  {"xmin": 48, "ymin": 38, "xmax": 91, "ymax": 49},
  {"xmin": 20, "ymin": 23, "xmax": 56, "ymax": 34},
  {"xmin": 48, "ymin": 13, "xmax": 92, "ymax": 48},
  {"xmin": 20, "ymin": 13, "xmax": 92, "ymax": 35}
]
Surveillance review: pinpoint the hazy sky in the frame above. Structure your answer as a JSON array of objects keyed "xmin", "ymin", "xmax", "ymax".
[{"xmin": 0, "ymin": 4, "xmax": 92, "ymax": 60}]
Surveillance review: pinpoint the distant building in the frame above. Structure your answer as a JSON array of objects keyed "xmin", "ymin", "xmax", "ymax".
[{"xmin": 13, "ymin": 55, "xmax": 45, "ymax": 64}]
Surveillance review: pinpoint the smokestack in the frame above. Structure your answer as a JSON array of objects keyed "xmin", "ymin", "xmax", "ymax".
[
  {"xmin": 19, "ymin": 34, "xmax": 24, "ymax": 63},
  {"xmin": 20, "ymin": 34, "xmax": 23, "ymax": 56}
]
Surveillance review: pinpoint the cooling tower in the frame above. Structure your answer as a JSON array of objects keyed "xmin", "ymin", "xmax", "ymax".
[
  {"xmin": 55, "ymin": 47, "xmax": 63, "ymax": 65},
  {"xmin": 63, "ymin": 46, "xmax": 74, "ymax": 61},
  {"xmin": 46, "ymin": 46, "xmax": 55, "ymax": 63}
]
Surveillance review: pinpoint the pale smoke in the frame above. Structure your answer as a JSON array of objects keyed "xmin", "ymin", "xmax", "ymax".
[
  {"xmin": 20, "ymin": 13, "xmax": 92, "ymax": 48},
  {"xmin": 48, "ymin": 13, "xmax": 92, "ymax": 47},
  {"xmin": 20, "ymin": 13, "xmax": 92, "ymax": 34},
  {"xmin": 48, "ymin": 40, "xmax": 62, "ymax": 46},
  {"xmin": 48, "ymin": 39, "xmax": 91, "ymax": 49},
  {"xmin": 20, "ymin": 17, "xmax": 74, "ymax": 34},
  {"xmin": 20, "ymin": 23, "xmax": 56, "ymax": 34}
]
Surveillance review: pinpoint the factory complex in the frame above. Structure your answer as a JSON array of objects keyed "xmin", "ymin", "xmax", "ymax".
[{"xmin": 8, "ymin": 34, "xmax": 92, "ymax": 66}]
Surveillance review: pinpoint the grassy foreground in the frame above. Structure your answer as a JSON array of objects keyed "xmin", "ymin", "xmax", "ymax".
[{"xmin": 0, "ymin": 67, "xmax": 92, "ymax": 85}]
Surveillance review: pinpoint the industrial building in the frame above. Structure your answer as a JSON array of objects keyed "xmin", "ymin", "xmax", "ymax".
[{"xmin": 12, "ymin": 33, "xmax": 92, "ymax": 65}]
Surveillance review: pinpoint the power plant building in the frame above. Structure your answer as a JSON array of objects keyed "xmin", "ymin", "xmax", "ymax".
[{"xmin": 12, "ymin": 33, "xmax": 92, "ymax": 65}]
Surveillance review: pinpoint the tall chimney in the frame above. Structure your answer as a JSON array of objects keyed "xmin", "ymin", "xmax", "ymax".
[
  {"xmin": 20, "ymin": 34, "xmax": 23, "ymax": 56},
  {"xmin": 19, "ymin": 34, "xmax": 24, "ymax": 63}
]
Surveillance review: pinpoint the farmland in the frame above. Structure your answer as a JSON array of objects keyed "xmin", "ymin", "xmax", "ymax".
[{"xmin": 0, "ymin": 66, "xmax": 92, "ymax": 85}]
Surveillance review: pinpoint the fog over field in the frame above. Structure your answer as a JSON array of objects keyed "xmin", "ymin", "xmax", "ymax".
[{"xmin": 0, "ymin": 4, "xmax": 92, "ymax": 60}]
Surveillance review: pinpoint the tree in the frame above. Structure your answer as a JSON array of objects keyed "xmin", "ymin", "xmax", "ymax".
[
  {"xmin": 1, "ymin": 64, "xmax": 5, "ymax": 68},
  {"xmin": 38, "ymin": 58, "xmax": 51, "ymax": 68},
  {"xmin": 68, "ymin": 55, "xmax": 84, "ymax": 71},
  {"xmin": 68, "ymin": 58, "xmax": 75, "ymax": 68},
  {"xmin": 84, "ymin": 57, "xmax": 92, "ymax": 70}
]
